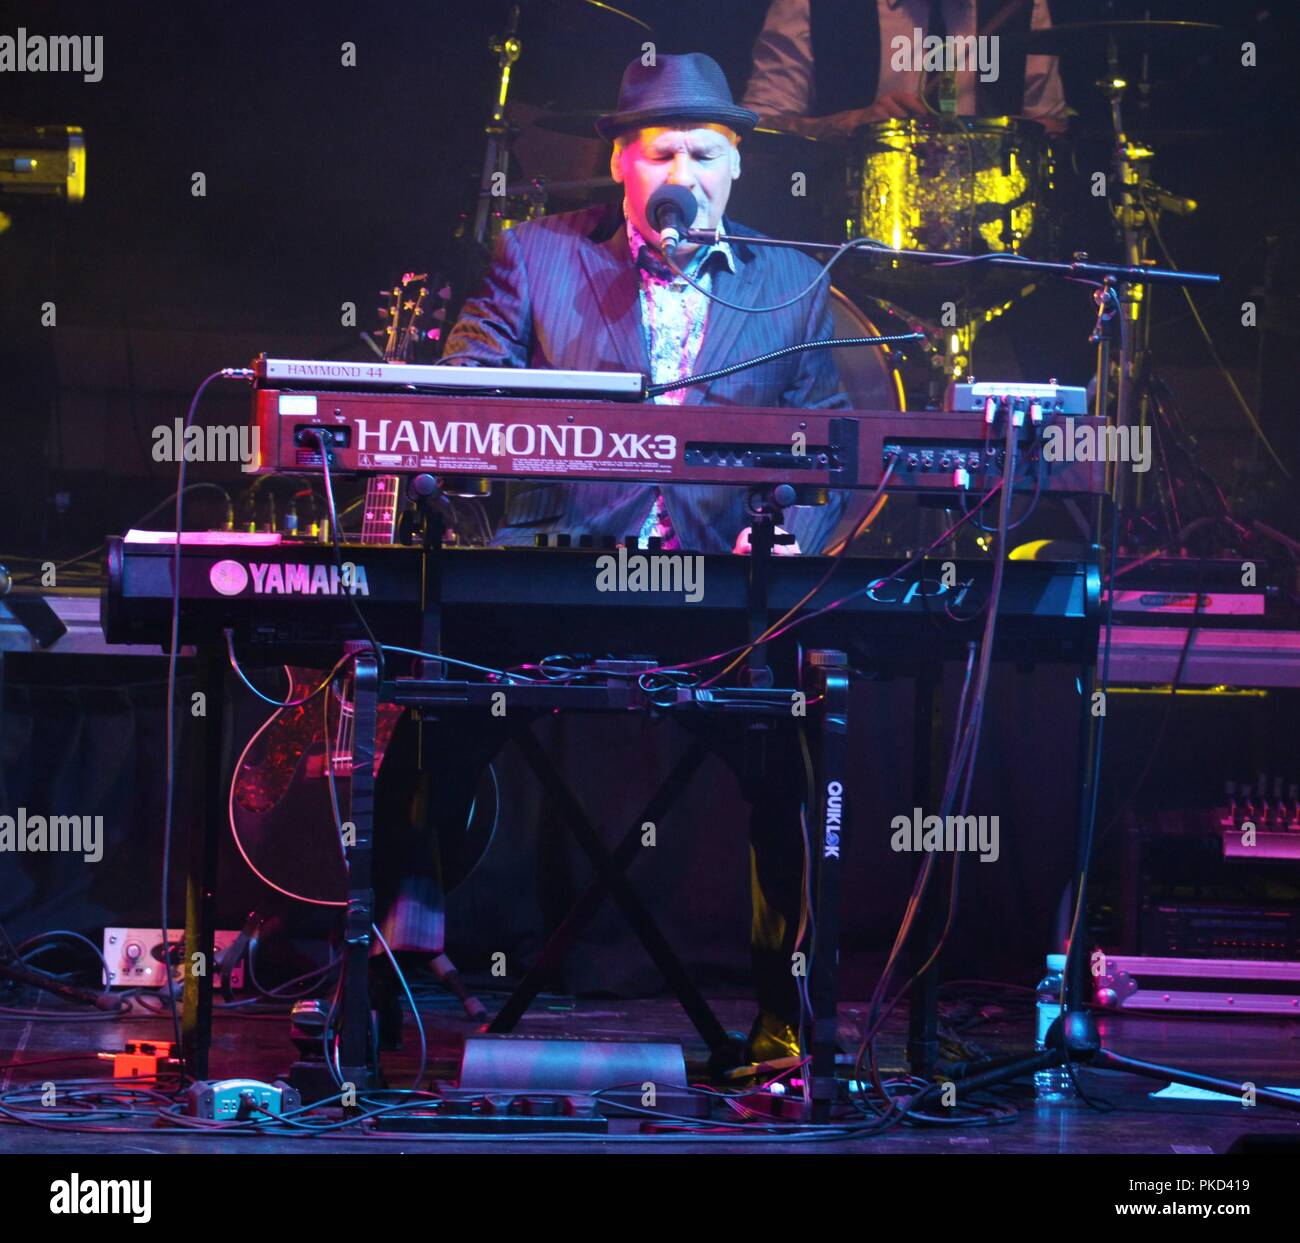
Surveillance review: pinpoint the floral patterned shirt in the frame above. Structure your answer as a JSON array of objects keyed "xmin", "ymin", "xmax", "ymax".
[{"xmin": 627, "ymin": 216, "xmax": 736, "ymax": 549}]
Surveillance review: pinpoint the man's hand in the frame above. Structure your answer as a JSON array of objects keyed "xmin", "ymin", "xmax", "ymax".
[
  {"xmin": 733, "ymin": 526, "xmax": 800, "ymax": 556},
  {"xmin": 1016, "ymin": 111, "xmax": 1069, "ymax": 140},
  {"xmin": 765, "ymin": 96, "xmax": 928, "ymax": 142},
  {"xmin": 862, "ymin": 92, "xmax": 931, "ymax": 123}
]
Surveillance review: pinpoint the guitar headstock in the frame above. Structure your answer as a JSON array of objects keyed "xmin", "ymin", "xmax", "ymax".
[
  {"xmin": 360, "ymin": 270, "xmax": 456, "ymax": 545},
  {"xmin": 376, "ymin": 271, "xmax": 452, "ymax": 363}
]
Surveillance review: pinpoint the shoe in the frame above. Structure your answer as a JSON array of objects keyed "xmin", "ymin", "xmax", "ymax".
[{"xmin": 745, "ymin": 1011, "xmax": 802, "ymax": 1064}]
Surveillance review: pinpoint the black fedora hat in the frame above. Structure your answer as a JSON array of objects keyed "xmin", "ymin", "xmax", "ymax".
[{"xmin": 595, "ymin": 52, "xmax": 759, "ymax": 141}]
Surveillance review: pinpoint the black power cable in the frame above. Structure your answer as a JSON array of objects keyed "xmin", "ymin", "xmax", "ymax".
[{"xmin": 645, "ymin": 333, "xmax": 924, "ymax": 398}]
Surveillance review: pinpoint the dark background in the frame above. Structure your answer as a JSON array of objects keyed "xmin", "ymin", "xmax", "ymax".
[{"xmin": 2, "ymin": 2, "xmax": 1298, "ymax": 998}]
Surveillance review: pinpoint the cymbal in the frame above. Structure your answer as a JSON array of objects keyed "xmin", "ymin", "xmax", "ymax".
[
  {"xmin": 512, "ymin": 0, "xmax": 652, "ymax": 44},
  {"xmin": 509, "ymin": 2, "xmax": 655, "ymax": 111},
  {"xmin": 504, "ymin": 174, "xmax": 616, "ymax": 197},
  {"xmin": 748, "ymin": 124, "xmax": 821, "ymax": 154},
  {"xmin": 536, "ymin": 109, "xmax": 820, "ymax": 153},
  {"xmin": 1012, "ymin": 20, "xmax": 1223, "ymax": 59}
]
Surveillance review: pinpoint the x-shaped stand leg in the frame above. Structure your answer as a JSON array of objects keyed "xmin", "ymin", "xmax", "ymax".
[{"xmin": 488, "ymin": 730, "xmax": 738, "ymax": 1064}]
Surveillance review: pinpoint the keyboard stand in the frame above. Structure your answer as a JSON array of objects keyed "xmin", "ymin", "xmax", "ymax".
[{"xmin": 384, "ymin": 654, "xmax": 853, "ymax": 1119}]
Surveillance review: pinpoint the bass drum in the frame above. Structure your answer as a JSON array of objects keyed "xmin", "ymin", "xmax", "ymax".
[
  {"xmin": 828, "ymin": 285, "xmax": 905, "ymax": 411},
  {"xmin": 786, "ymin": 288, "xmax": 905, "ymax": 555}
]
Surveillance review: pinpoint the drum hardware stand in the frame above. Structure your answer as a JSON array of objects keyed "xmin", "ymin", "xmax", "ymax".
[
  {"xmin": 471, "ymin": 4, "xmax": 523, "ymax": 247},
  {"xmin": 1099, "ymin": 64, "xmax": 1145, "ymax": 527},
  {"xmin": 1096, "ymin": 45, "xmax": 1198, "ymax": 537},
  {"xmin": 926, "ymin": 312, "xmax": 1009, "ymax": 409}
]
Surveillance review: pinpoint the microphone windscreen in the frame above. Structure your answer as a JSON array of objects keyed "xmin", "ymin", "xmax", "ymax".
[{"xmin": 647, "ymin": 184, "xmax": 698, "ymax": 230}]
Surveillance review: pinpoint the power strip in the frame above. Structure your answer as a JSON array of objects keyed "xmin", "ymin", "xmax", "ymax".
[{"xmin": 102, "ymin": 927, "xmax": 245, "ymax": 990}]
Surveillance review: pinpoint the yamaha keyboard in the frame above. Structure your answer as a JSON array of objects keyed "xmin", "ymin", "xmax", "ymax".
[
  {"xmin": 102, "ymin": 536, "xmax": 1100, "ymax": 666},
  {"xmin": 250, "ymin": 363, "xmax": 1108, "ymax": 496}
]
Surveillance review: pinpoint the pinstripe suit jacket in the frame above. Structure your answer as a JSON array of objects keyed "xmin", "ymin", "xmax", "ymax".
[{"xmin": 442, "ymin": 202, "xmax": 850, "ymax": 554}]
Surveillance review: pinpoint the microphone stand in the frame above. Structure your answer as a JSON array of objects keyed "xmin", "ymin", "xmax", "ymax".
[
  {"xmin": 686, "ymin": 225, "xmax": 1216, "ymax": 562},
  {"xmin": 689, "ymin": 225, "xmax": 1216, "ymax": 532},
  {"xmin": 678, "ymin": 228, "xmax": 1291, "ymax": 1120},
  {"xmin": 685, "ymin": 226, "xmax": 1217, "ymax": 289},
  {"xmin": 471, "ymin": 4, "xmax": 522, "ymax": 246}
]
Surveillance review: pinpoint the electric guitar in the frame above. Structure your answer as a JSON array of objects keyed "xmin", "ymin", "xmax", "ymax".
[{"xmin": 229, "ymin": 273, "xmax": 492, "ymax": 902}]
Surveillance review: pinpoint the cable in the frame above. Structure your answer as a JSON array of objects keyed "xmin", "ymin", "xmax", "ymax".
[
  {"xmin": 371, "ymin": 925, "xmax": 427, "ymax": 1094},
  {"xmin": 958, "ymin": 441, "xmax": 1045, "ymax": 534},
  {"xmin": 1088, "ymin": 567, "xmax": 1209, "ymax": 853},
  {"xmin": 379, "ymin": 645, "xmax": 547, "ymax": 684},
  {"xmin": 701, "ymin": 454, "xmax": 899, "ymax": 685},
  {"xmin": 245, "ymin": 940, "xmax": 341, "ymax": 1002},
  {"xmin": 852, "ymin": 405, "xmax": 1022, "ymax": 1104},
  {"xmin": 307, "ymin": 430, "xmax": 385, "ymax": 682},
  {"xmin": 225, "ymin": 638, "xmax": 355, "ymax": 710},
  {"xmin": 645, "ymin": 334, "xmax": 923, "ymax": 398},
  {"xmin": 1139, "ymin": 187, "xmax": 1290, "ymax": 479},
  {"xmin": 160, "ymin": 368, "xmax": 254, "ymax": 1058},
  {"xmin": 663, "ymin": 234, "xmax": 890, "ymax": 315},
  {"xmin": 15, "ymin": 931, "xmax": 114, "ymax": 996},
  {"xmin": 727, "ymin": 476, "xmax": 1007, "ymax": 661},
  {"xmin": 632, "ymin": 474, "xmax": 1005, "ymax": 695}
]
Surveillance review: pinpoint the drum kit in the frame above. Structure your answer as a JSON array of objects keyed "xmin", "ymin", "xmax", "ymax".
[{"xmin": 446, "ymin": 3, "xmax": 1220, "ymax": 424}]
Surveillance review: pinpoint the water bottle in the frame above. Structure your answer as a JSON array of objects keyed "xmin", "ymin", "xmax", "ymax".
[
  {"xmin": 1034, "ymin": 953, "xmax": 1076, "ymax": 1102},
  {"xmin": 938, "ymin": 69, "xmax": 959, "ymax": 119}
]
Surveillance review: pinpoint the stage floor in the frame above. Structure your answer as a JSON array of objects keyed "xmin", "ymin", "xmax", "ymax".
[{"xmin": 2, "ymin": 983, "xmax": 1298, "ymax": 1154}]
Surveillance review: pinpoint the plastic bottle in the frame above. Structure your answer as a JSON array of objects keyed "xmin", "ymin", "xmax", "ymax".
[
  {"xmin": 939, "ymin": 70, "xmax": 959, "ymax": 118},
  {"xmin": 1034, "ymin": 953, "xmax": 1076, "ymax": 1102}
]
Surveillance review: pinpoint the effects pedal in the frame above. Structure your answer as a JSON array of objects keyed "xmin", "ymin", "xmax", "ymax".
[{"xmin": 102, "ymin": 927, "xmax": 245, "ymax": 990}]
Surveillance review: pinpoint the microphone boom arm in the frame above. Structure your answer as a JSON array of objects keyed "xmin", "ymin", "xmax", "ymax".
[{"xmin": 684, "ymin": 228, "xmax": 1219, "ymax": 289}]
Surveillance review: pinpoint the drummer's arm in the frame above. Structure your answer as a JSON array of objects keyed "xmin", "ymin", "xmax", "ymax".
[
  {"xmin": 743, "ymin": 0, "xmax": 815, "ymax": 121},
  {"xmin": 760, "ymin": 98, "xmax": 927, "ymax": 141},
  {"xmin": 1021, "ymin": 0, "xmax": 1071, "ymax": 138},
  {"xmin": 743, "ymin": 0, "xmax": 926, "ymax": 140}
]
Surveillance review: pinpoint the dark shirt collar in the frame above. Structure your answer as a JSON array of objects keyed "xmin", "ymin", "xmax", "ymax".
[{"xmin": 626, "ymin": 216, "xmax": 737, "ymax": 284}]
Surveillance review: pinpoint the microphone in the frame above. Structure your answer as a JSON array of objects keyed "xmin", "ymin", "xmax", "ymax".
[{"xmin": 647, "ymin": 185, "xmax": 698, "ymax": 258}]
